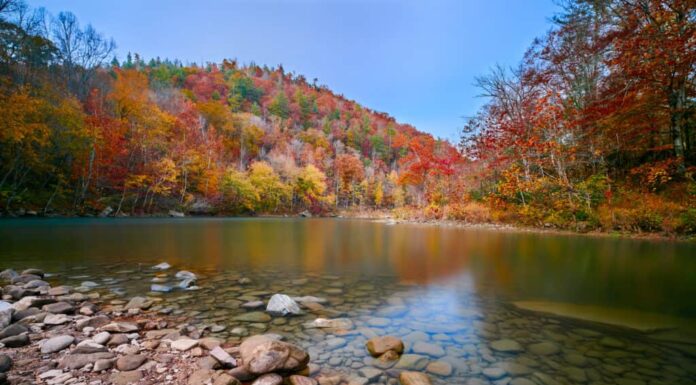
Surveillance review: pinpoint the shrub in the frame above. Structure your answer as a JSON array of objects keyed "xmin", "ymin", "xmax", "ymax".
[{"xmin": 446, "ymin": 202, "xmax": 491, "ymax": 223}]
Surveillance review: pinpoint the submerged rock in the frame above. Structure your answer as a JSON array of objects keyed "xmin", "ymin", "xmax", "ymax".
[
  {"xmin": 151, "ymin": 284, "xmax": 173, "ymax": 293},
  {"xmin": 490, "ymin": 339, "xmax": 524, "ymax": 353},
  {"xmin": 233, "ymin": 312, "xmax": 272, "ymax": 322},
  {"xmin": 303, "ymin": 318, "xmax": 354, "ymax": 330},
  {"xmin": 366, "ymin": 336, "xmax": 404, "ymax": 357},
  {"xmin": 152, "ymin": 262, "xmax": 171, "ymax": 270},
  {"xmin": 266, "ymin": 294, "xmax": 302, "ymax": 316},
  {"xmin": 399, "ymin": 371, "xmax": 432, "ymax": 385}
]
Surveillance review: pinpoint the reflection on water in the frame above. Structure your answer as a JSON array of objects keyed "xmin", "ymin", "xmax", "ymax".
[{"xmin": 1, "ymin": 218, "xmax": 695, "ymax": 384}]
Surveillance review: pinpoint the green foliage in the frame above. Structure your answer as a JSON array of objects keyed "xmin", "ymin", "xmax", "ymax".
[{"xmin": 268, "ymin": 91, "xmax": 289, "ymax": 119}]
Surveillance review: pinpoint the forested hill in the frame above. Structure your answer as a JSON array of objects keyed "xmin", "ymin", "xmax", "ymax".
[{"xmin": 0, "ymin": 1, "xmax": 460, "ymax": 216}]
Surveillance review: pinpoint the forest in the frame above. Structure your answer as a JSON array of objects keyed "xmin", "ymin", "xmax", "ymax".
[{"xmin": 0, "ymin": 0, "xmax": 694, "ymax": 235}]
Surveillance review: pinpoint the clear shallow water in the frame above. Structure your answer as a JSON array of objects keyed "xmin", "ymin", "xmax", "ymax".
[{"xmin": 1, "ymin": 218, "xmax": 695, "ymax": 384}]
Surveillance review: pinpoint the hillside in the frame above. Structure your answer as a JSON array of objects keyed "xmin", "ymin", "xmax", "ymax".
[{"xmin": 0, "ymin": 3, "xmax": 460, "ymax": 216}]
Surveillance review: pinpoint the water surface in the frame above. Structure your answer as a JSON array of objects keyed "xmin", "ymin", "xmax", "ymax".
[{"xmin": 1, "ymin": 218, "xmax": 695, "ymax": 384}]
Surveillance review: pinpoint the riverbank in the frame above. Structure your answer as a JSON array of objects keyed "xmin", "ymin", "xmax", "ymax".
[{"xmin": 337, "ymin": 209, "xmax": 696, "ymax": 242}]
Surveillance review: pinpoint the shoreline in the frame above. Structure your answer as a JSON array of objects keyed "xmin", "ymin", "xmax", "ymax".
[{"xmin": 1, "ymin": 211, "xmax": 692, "ymax": 243}]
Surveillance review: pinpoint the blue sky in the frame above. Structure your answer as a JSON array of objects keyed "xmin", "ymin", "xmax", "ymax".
[{"xmin": 28, "ymin": 0, "xmax": 557, "ymax": 141}]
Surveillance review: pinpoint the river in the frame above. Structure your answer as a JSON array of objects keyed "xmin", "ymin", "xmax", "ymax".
[{"xmin": 1, "ymin": 218, "xmax": 694, "ymax": 384}]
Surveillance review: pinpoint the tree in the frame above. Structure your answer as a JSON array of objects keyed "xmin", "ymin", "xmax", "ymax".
[
  {"xmin": 249, "ymin": 161, "xmax": 290, "ymax": 212},
  {"xmin": 268, "ymin": 90, "xmax": 289, "ymax": 119}
]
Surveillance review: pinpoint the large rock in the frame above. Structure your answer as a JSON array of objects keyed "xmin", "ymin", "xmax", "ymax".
[
  {"xmin": 366, "ymin": 336, "xmax": 404, "ymax": 357},
  {"xmin": 239, "ymin": 335, "xmax": 309, "ymax": 375},
  {"xmin": 412, "ymin": 342, "xmax": 445, "ymax": 358},
  {"xmin": 41, "ymin": 335, "xmax": 75, "ymax": 354},
  {"xmin": 399, "ymin": 371, "xmax": 432, "ymax": 385},
  {"xmin": 266, "ymin": 294, "xmax": 302, "ymax": 316}
]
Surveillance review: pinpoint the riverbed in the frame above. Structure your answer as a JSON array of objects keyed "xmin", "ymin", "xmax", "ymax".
[{"xmin": 1, "ymin": 218, "xmax": 694, "ymax": 384}]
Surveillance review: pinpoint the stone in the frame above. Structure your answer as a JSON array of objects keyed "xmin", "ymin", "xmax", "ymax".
[
  {"xmin": 44, "ymin": 313, "xmax": 71, "ymax": 325},
  {"xmin": 169, "ymin": 210, "xmax": 185, "ymax": 217},
  {"xmin": 303, "ymin": 318, "xmax": 354, "ymax": 330},
  {"xmin": 11, "ymin": 307, "xmax": 39, "ymax": 322},
  {"xmin": 213, "ymin": 372, "xmax": 242, "ymax": 385},
  {"xmin": 41, "ymin": 335, "xmax": 75, "ymax": 353},
  {"xmin": 171, "ymin": 338, "xmax": 199, "ymax": 351},
  {"xmin": 426, "ymin": 361, "xmax": 452, "ymax": 376},
  {"xmin": 59, "ymin": 352, "xmax": 115, "ymax": 369},
  {"xmin": 0, "ymin": 302, "xmax": 12, "ymax": 329},
  {"xmin": 399, "ymin": 371, "xmax": 432, "ymax": 385},
  {"xmin": 600, "ymin": 336, "xmax": 626, "ymax": 348},
  {"xmin": 0, "ymin": 334, "xmax": 29, "ymax": 347},
  {"xmin": 242, "ymin": 301, "xmax": 265, "ymax": 309},
  {"xmin": 564, "ymin": 352, "xmax": 588, "ymax": 367},
  {"xmin": 266, "ymin": 294, "xmax": 302, "ymax": 316},
  {"xmin": 233, "ymin": 311, "xmax": 272, "ymax": 322},
  {"xmin": 0, "ymin": 355, "xmax": 11, "ymax": 373},
  {"xmin": 153, "ymin": 262, "xmax": 171, "ymax": 270},
  {"xmin": 500, "ymin": 362, "xmax": 532, "ymax": 376},
  {"xmin": 366, "ymin": 336, "xmax": 404, "ymax": 357},
  {"xmin": 482, "ymin": 367, "xmax": 506, "ymax": 380},
  {"xmin": 93, "ymin": 358, "xmax": 114, "ymax": 371},
  {"xmin": 0, "ymin": 269, "xmax": 18, "ymax": 282},
  {"xmin": 48, "ymin": 286, "xmax": 71, "ymax": 296},
  {"xmin": 116, "ymin": 354, "xmax": 147, "ymax": 371},
  {"xmin": 42, "ymin": 301, "xmax": 74, "ymax": 314},
  {"xmin": 72, "ymin": 340, "xmax": 108, "ymax": 354},
  {"xmin": 92, "ymin": 331, "xmax": 111, "ymax": 345},
  {"xmin": 412, "ymin": 342, "xmax": 445, "ymax": 357},
  {"xmin": 21, "ymin": 268, "xmax": 44, "ymax": 277},
  {"xmin": 239, "ymin": 334, "xmax": 309, "ymax": 374},
  {"xmin": 510, "ymin": 379, "xmax": 536, "ymax": 385},
  {"xmin": 529, "ymin": 341, "xmax": 560, "ymax": 355},
  {"xmin": 176, "ymin": 270, "xmax": 197, "ymax": 280},
  {"xmin": 151, "ymin": 284, "xmax": 173, "ymax": 292},
  {"xmin": 0, "ymin": 323, "xmax": 28, "ymax": 339},
  {"xmin": 490, "ymin": 339, "xmax": 524, "ymax": 353},
  {"xmin": 210, "ymin": 346, "xmax": 237, "ymax": 368},
  {"xmin": 107, "ymin": 333, "xmax": 129, "ymax": 347},
  {"xmin": 109, "ymin": 370, "xmax": 143, "ymax": 385},
  {"xmin": 125, "ymin": 296, "xmax": 153, "ymax": 310},
  {"xmin": 394, "ymin": 354, "xmax": 429, "ymax": 370},
  {"xmin": 324, "ymin": 337, "xmax": 347, "ymax": 350},
  {"xmin": 252, "ymin": 373, "xmax": 283, "ymax": 385},
  {"xmin": 287, "ymin": 375, "xmax": 318, "ymax": 385},
  {"xmin": 100, "ymin": 321, "xmax": 139, "ymax": 333}
]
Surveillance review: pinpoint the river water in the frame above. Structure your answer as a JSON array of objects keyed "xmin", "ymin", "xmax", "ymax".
[{"xmin": 1, "ymin": 218, "xmax": 694, "ymax": 384}]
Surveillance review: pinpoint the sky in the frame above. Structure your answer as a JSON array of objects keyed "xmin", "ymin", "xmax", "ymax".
[{"xmin": 27, "ymin": 0, "xmax": 558, "ymax": 141}]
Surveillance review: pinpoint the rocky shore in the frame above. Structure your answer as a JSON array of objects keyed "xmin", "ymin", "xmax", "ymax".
[{"xmin": 0, "ymin": 267, "xmax": 431, "ymax": 385}]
